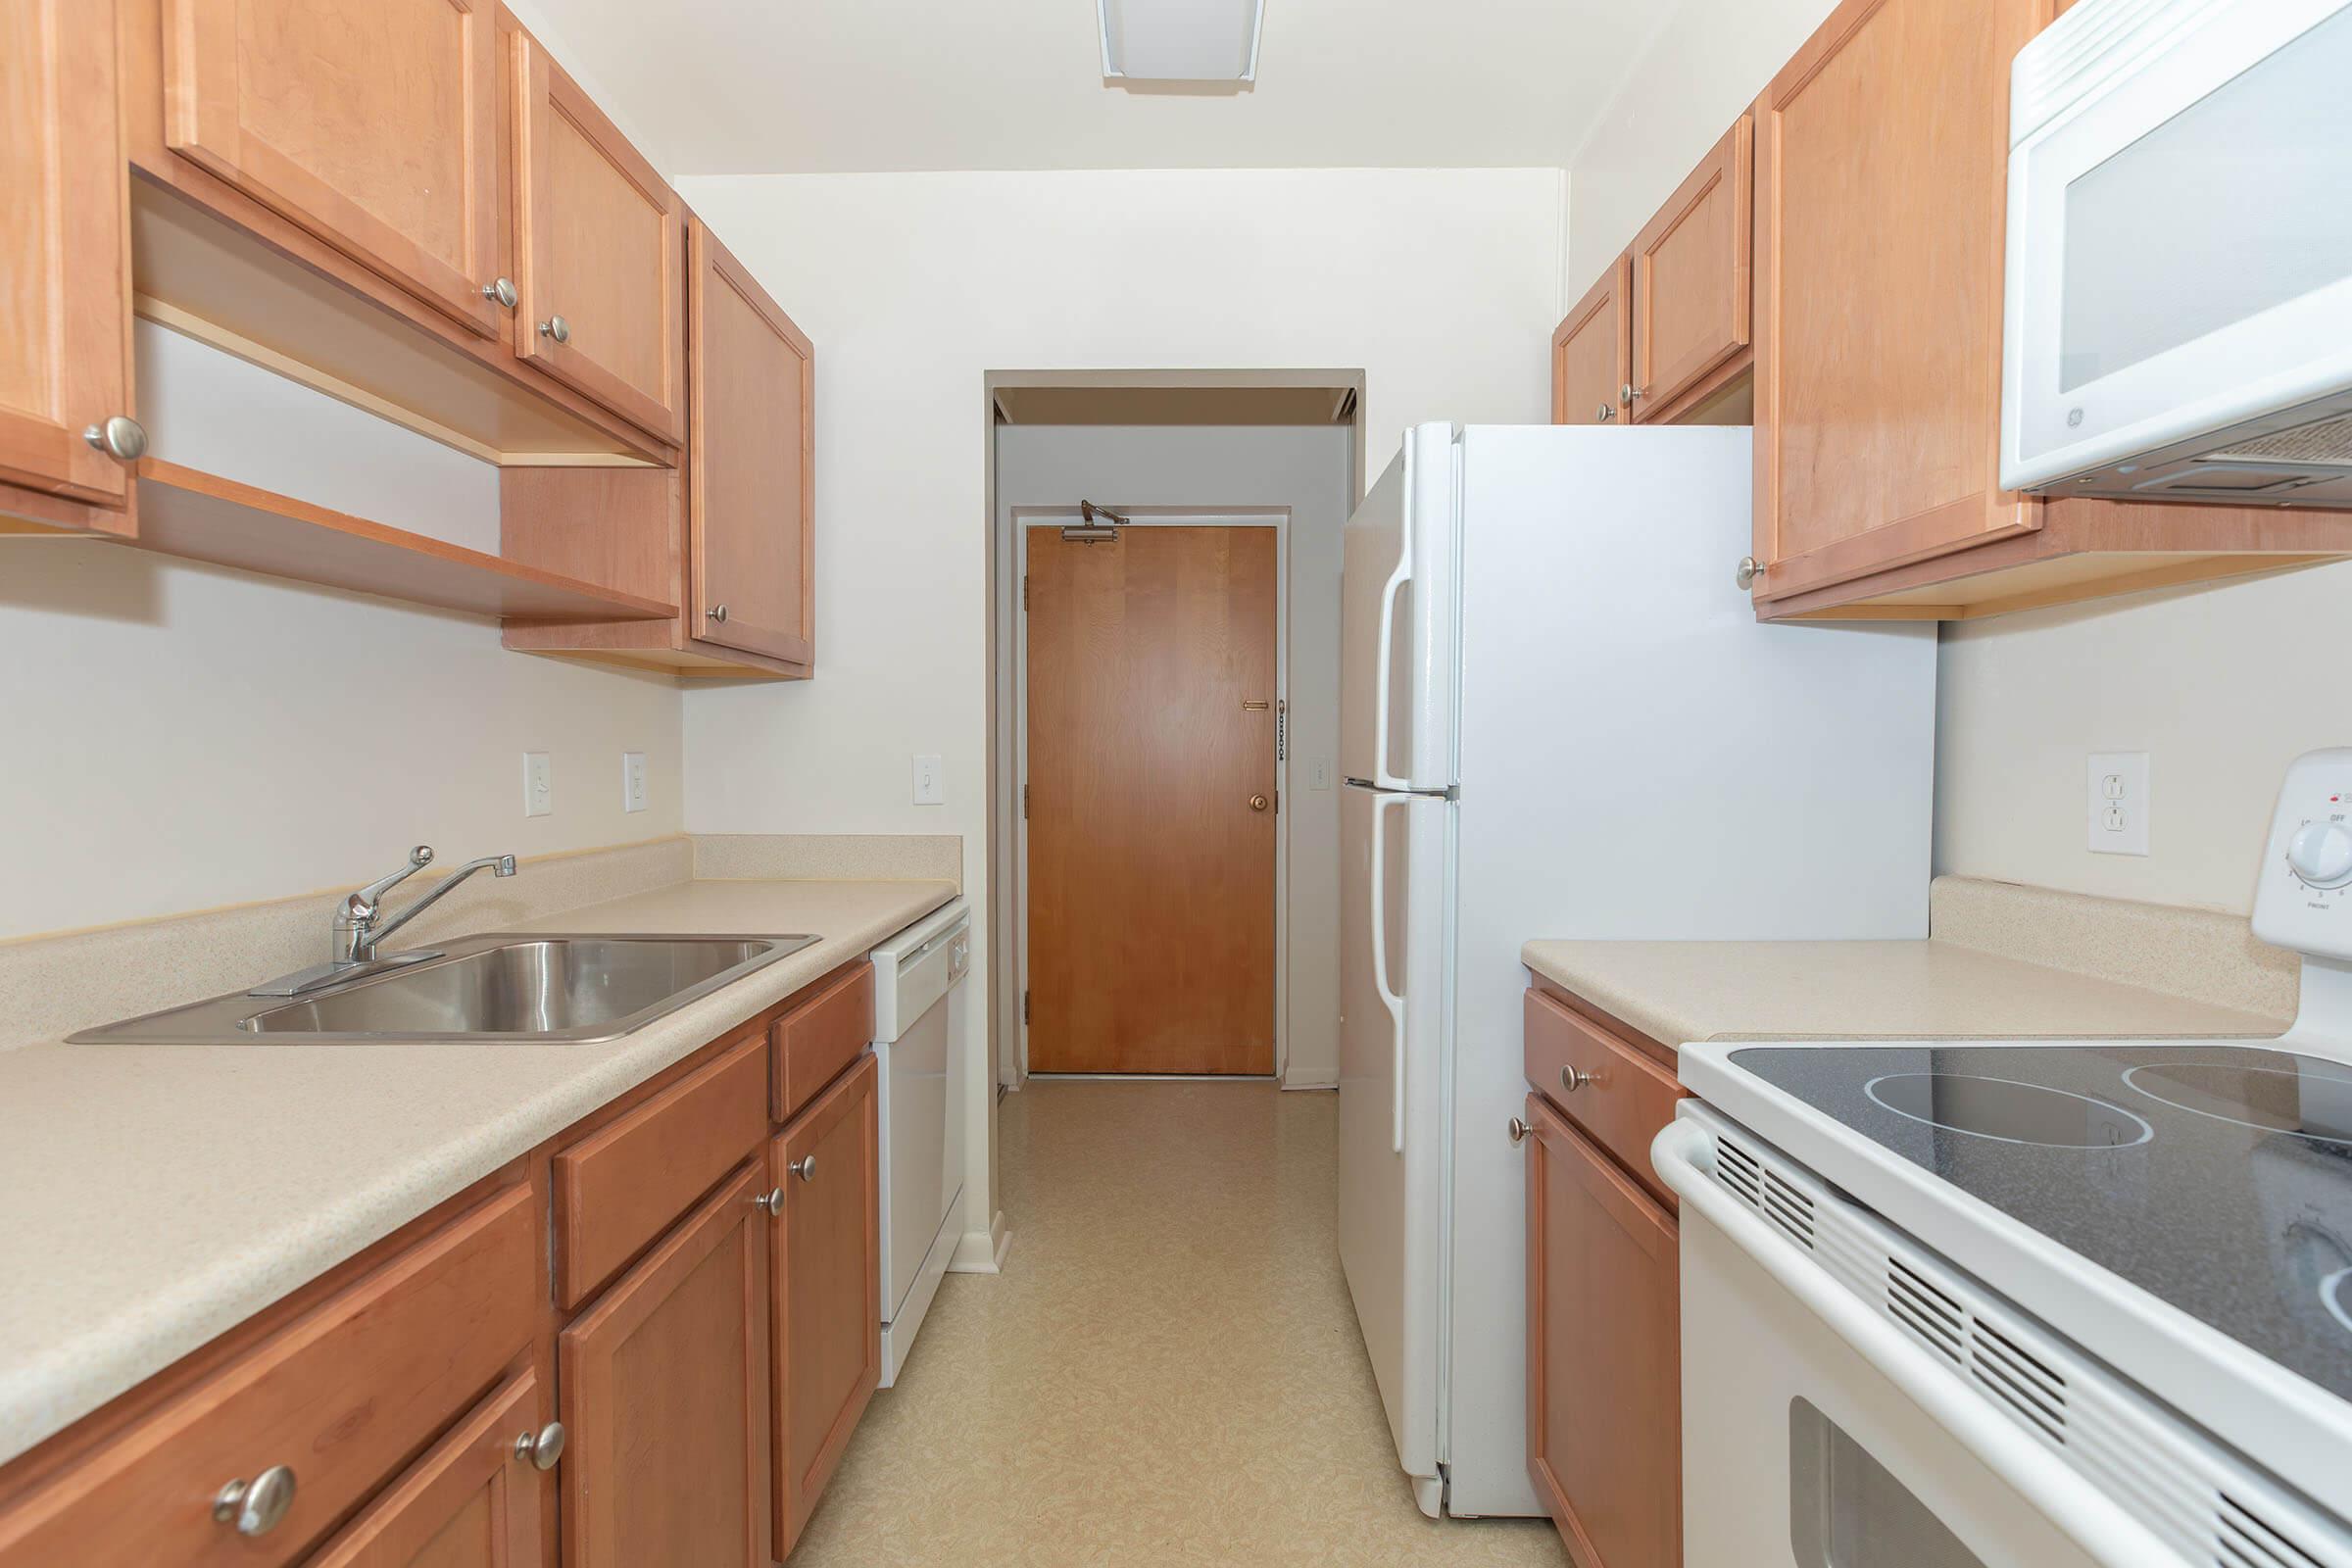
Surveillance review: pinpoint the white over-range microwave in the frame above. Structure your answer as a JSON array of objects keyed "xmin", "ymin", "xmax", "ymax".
[{"xmin": 2001, "ymin": 0, "xmax": 2352, "ymax": 504}]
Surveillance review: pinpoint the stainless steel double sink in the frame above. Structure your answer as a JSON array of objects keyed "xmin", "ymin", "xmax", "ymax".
[{"xmin": 69, "ymin": 933, "xmax": 820, "ymax": 1045}]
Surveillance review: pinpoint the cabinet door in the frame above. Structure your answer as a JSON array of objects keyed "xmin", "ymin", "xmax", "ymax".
[
  {"xmin": 513, "ymin": 34, "xmax": 686, "ymax": 444},
  {"xmin": 1629, "ymin": 117, "xmax": 1752, "ymax": 423},
  {"xmin": 690, "ymin": 219, "xmax": 814, "ymax": 668},
  {"xmin": 306, "ymin": 1372, "xmax": 548, "ymax": 1568},
  {"xmin": 1, "ymin": 0, "xmax": 134, "ymax": 514},
  {"xmin": 1749, "ymin": 0, "xmax": 2042, "ymax": 602},
  {"xmin": 161, "ymin": 0, "xmax": 502, "ymax": 338},
  {"xmin": 561, "ymin": 1162, "xmax": 769, "ymax": 1568},
  {"xmin": 1552, "ymin": 255, "xmax": 1631, "ymax": 426},
  {"xmin": 1526, "ymin": 1095, "xmax": 1679, "ymax": 1568},
  {"xmin": 769, "ymin": 1054, "xmax": 880, "ymax": 1557}
]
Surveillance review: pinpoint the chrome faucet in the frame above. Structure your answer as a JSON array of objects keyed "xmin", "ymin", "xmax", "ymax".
[{"xmin": 250, "ymin": 845, "xmax": 517, "ymax": 998}]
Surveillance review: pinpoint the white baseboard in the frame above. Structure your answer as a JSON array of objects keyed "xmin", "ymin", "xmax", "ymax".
[
  {"xmin": 1280, "ymin": 1075, "xmax": 1338, "ymax": 1092},
  {"xmin": 948, "ymin": 1210, "xmax": 1010, "ymax": 1274}
]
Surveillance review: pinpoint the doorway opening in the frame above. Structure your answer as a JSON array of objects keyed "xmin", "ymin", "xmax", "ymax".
[{"xmin": 984, "ymin": 370, "xmax": 1365, "ymax": 1093}]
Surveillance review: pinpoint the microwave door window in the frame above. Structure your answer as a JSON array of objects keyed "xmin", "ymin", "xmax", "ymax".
[{"xmin": 2060, "ymin": 2, "xmax": 2352, "ymax": 392}]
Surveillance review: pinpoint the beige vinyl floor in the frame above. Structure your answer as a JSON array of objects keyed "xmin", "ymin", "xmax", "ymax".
[{"xmin": 789, "ymin": 1078, "xmax": 1569, "ymax": 1566}]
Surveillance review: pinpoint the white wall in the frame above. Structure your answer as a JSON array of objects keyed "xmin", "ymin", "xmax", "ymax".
[
  {"xmin": 674, "ymin": 167, "xmax": 1560, "ymax": 1113},
  {"xmin": 1561, "ymin": 0, "xmax": 1838, "ymax": 297},
  {"xmin": 1936, "ymin": 564, "xmax": 2352, "ymax": 915},
  {"xmin": 993, "ymin": 423, "xmax": 1353, "ymax": 1087},
  {"xmin": 0, "ymin": 325, "xmax": 684, "ymax": 939}
]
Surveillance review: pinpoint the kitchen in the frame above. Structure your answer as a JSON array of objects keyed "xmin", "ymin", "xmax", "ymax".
[{"xmin": 2, "ymin": 0, "xmax": 2348, "ymax": 1564}]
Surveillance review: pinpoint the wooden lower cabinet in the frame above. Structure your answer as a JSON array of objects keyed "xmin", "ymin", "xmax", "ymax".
[
  {"xmin": 771, "ymin": 1054, "xmax": 882, "ymax": 1557},
  {"xmin": 307, "ymin": 1372, "xmax": 550, "ymax": 1568},
  {"xmin": 560, "ymin": 1159, "xmax": 772, "ymax": 1568},
  {"xmin": 1525, "ymin": 1094, "xmax": 1680, "ymax": 1568}
]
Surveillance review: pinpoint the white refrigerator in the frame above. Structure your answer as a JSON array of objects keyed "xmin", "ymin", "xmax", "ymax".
[{"xmin": 1337, "ymin": 423, "xmax": 1936, "ymax": 1518}]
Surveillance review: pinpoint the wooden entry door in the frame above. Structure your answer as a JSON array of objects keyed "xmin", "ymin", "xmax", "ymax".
[{"xmin": 1026, "ymin": 524, "xmax": 1278, "ymax": 1075}]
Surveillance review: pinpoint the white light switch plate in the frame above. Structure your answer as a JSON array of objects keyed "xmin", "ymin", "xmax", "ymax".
[
  {"xmin": 913, "ymin": 754, "xmax": 944, "ymax": 806},
  {"xmin": 523, "ymin": 752, "xmax": 553, "ymax": 817},
  {"xmin": 621, "ymin": 752, "xmax": 648, "ymax": 813},
  {"xmin": 2086, "ymin": 752, "xmax": 2148, "ymax": 856},
  {"xmin": 1309, "ymin": 758, "xmax": 1331, "ymax": 790}
]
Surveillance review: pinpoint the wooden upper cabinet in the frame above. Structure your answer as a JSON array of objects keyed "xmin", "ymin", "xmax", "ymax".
[
  {"xmin": 691, "ymin": 219, "xmax": 815, "ymax": 668},
  {"xmin": 306, "ymin": 1372, "xmax": 549, "ymax": 1568},
  {"xmin": 512, "ymin": 34, "xmax": 686, "ymax": 445},
  {"xmin": 1526, "ymin": 1095, "xmax": 1680, "ymax": 1568},
  {"xmin": 1629, "ymin": 117, "xmax": 1752, "ymax": 423},
  {"xmin": 0, "ymin": 0, "xmax": 135, "ymax": 517},
  {"xmin": 161, "ymin": 0, "xmax": 503, "ymax": 339},
  {"xmin": 1551, "ymin": 255, "xmax": 1632, "ymax": 426},
  {"xmin": 561, "ymin": 1161, "xmax": 770, "ymax": 1568},
  {"xmin": 1749, "ymin": 0, "xmax": 2043, "ymax": 604},
  {"xmin": 770, "ymin": 1054, "xmax": 880, "ymax": 1557}
]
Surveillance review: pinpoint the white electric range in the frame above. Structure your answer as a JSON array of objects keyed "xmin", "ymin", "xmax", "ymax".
[{"xmin": 1664, "ymin": 749, "xmax": 2352, "ymax": 1568}]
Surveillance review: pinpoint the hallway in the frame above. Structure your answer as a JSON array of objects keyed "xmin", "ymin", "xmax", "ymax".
[{"xmin": 790, "ymin": 1080, "xmax": 1567, "ymax": 1565}]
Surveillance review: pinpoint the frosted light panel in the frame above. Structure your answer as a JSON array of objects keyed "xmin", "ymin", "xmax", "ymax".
[{"xmin": 1097, "ymin": 0, "xmax": 1264, "ymax": 81}]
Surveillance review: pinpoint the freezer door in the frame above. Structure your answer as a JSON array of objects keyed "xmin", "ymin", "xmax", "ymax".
[
  {"xmin": 1340, "ymin": 424, "xmax": 1459, "ymax": 792},
  {"xmin": 1338, "ymin": 782, "xmax": 1449, "ymax": 1502}
]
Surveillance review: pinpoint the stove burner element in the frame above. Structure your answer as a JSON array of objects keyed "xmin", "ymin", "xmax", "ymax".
[
  {"xmin": 1863, "ymin": 1072, "xmax": 2155, "ymax": 1149},
  {"xmin": 2328, "ymin": 1269, "xmax": 2352, "ymax": 1337},
  {"xmin": 2122, "ymin": 1059, "xmax": 2352, "ymax": 1149}
]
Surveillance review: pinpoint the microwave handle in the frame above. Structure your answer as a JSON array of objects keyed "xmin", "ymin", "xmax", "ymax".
[{"xmin": 1652, "ymin": 1119, "xmax": 2183, "ymax": 1568}]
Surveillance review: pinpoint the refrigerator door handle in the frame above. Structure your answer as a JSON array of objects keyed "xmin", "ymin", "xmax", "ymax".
[
  {"xmin": 1367, "ymin": 791, "xmax": 1407, "ymax": 1152},
  {"xmin": 1369, "ymin": 461, "xmax": 1414, "ymax": 792}
]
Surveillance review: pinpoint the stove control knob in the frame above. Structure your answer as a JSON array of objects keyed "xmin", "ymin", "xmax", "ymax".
[{"xmin": 2288, "ymin": 819, "xmax": 2352, "ymax": 888}]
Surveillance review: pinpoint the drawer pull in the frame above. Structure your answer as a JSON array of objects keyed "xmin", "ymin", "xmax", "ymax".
[
  {"xmin": 211, "ymin": 1465, "xmax": 296, "ymax": 1537},
  {"xmin": 788, "ymin": 1154, "xmax": 817, "ymax": 1183},
  {"xmin": 1561, "ymin": 1064, "xmax": 1595, "ymax": 1094},
  {"xmin": 514, "ymin": 1420, "xmax": 567, "ymax": 1471},
  {"xmin": 752, "ymin": 1186, "xmax": 784, "ymax": 1215}
]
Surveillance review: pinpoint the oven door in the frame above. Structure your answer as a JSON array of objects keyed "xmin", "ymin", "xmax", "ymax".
[
  {"xmin": 1657, "ymin": 1120, "xmax": 2181, "ymax": 1568},
  {"xmin": 2001, "ymin": 0, "xmax": 2352, "ymax": 493}
]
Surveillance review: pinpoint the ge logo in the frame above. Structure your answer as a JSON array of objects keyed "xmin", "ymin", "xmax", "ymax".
[{"xmin": 2067, "ymin": 407, "xmax": 2084, "ymax": 427}]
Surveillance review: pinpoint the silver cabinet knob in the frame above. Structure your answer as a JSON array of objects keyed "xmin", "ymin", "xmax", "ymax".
[
  {"xmin": 1736, "ymin": 555, "xmax": 1764, "ymax": 590},
  {"xmin": 482, "ymin": 276, "xmax": 517, "ymax": 309},
  {"xmin": 706, "ymin": 604, "xmax": 730, "ymax": 624},
  {"xmin": 82, "ymin": 415, "xmax": 147, "ymax": 463},
  {"xmin": 538, "ymin": 314, "xmax": 570, "ymax": 344},
  {"xmin": 212, "ymin": 1465, "xmax": 296, "ymax": 1537},
  {"xmin": 1508, "ymin": 1116, "xmax": 1530, "ymax": 1146},
  {"xmin": 1560, "ymin": 1064, "xmax": 1593, "ymax": 1094},
  {"xmin": 1594, "ymin": 403, "xmax": 1615, "ymax": 422},
  {"xmin": 789, "ymin": 1154, "xmax": 817, "ymax": 1183},
  {"xmin": 1621, "ymin": 382, "xmax": 1642, "ymax": 404},
  {"xmin": 752, "ymin": 1186, "xmax": 784, "ymax": 1214},
  {"xmin": 514, "ymin": 1420, "xmax": 566, "ymax": 1471}
]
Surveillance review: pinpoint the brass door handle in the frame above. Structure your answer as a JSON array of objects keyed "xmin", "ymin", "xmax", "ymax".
[{"xmin": 1249, "ymin": 794, "xmax": 1269, "ymax": 811}]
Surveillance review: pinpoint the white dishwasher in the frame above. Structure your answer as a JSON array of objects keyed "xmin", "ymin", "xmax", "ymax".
[{"xmin": 868, "ymin": 898, "xmax": 969, "ymax": 1387}]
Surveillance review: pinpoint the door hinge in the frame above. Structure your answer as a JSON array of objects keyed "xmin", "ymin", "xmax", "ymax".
[
  {"xmin": 1022, "ymin": 990, "xmax": 1031, "ymax": 1024},
  {"xmin": 1022, "ymin": 574, "xmax": 1029, "ymax": 611},
  {"xmin": 1023, "ymin": 783, "xmax": 1030, "ymax": 818},
  {"xmin": 1274, "ymin": 789, "xmax": 1281, "ymax": 814}
]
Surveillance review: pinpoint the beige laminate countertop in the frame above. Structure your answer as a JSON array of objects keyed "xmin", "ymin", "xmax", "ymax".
[
  {"xmin": 0, "ymin": 877, "xmax": 955, "ymax": 1466},
  {"xmin": 1521, "ymin": 937, "xmax": 2292, "ymax": 1051}
]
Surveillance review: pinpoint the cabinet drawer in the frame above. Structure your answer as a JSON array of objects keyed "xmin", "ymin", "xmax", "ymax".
[
  {"xmin": 1523, "ymin": 988, "xmax": 1685, "ymax": 1206},
  {"xmin": 0, "ymin": 1186, "xmax": 535, "ymax": 1567},
  {"xmin": 772, "ymin": 964, "xmax": 873, "ymax": 1123},
  {"xmin": 554, "ymin": 1032, "xmax": 768, "ymax": 1308}
]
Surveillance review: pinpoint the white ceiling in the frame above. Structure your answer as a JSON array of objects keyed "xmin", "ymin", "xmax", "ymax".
[{"xmin": 524, "ymin": 0, "xmax": 1671, "ymax": 175}]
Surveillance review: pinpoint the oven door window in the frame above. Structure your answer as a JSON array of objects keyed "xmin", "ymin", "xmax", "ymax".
[{"xmin": 1788, "ymin": 1398, "xmax": 1986, "ymax": 1568}]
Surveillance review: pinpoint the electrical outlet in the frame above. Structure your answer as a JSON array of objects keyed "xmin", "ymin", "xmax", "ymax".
[
  {"xmin": 621, "ymin": 752, "xmax": 648, "ymax": 813},
  {"xmin": 2086, "ymin": 752, "xmax": 2148, "ymax": 856},
  {"xmin": 522, "ymin": 752, "xmax": 553, "ymax": 818},
  {"xmin": 912, "ymin": 754, "xmax": 944, "ymax": 806}
]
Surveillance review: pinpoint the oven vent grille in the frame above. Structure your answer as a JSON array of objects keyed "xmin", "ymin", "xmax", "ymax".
[
  {"xmin": 1713, "ymin": 1134, "xmax": 1763, "ymax": 1206},
  {"xmin": 1759, "ymin": 1169, "xmax": 1817, "ymax": 1250},
  {"xmin": 1886, "ymin": 1259, "xmax": 1964, "ymax": 1364},
  {"xmin": 1970, "ymin": 1319, "xmax": 2069, "ymax": 1443},
  {"xmin": 2216, "ymin": 1493, "xmax": 2328, "ymax": 1568}
]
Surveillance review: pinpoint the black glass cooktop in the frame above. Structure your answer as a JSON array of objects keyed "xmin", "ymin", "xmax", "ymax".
[{"xmin": 1727, "ymin": 1043, "xmax": 2352, "ymax": 1402}]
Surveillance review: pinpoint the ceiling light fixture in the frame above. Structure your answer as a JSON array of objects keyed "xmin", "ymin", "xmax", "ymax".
[{"xmin": 1096, "ymin": 0, "xmax": 1265, "ymax": 84}]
